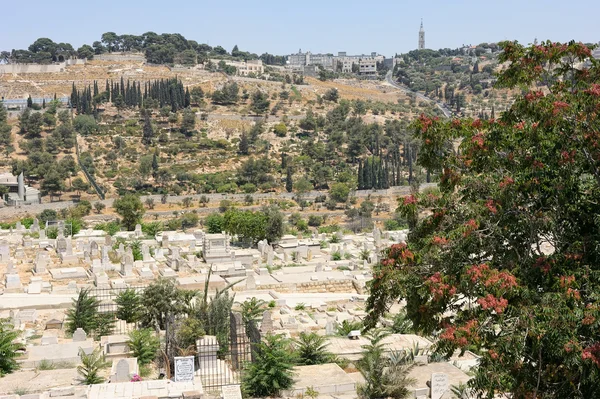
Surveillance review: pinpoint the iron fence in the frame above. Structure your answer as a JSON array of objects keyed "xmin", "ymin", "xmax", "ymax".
[{"xmin": 90, "ymin": 284, "xmax": 147, "ymax": 335}]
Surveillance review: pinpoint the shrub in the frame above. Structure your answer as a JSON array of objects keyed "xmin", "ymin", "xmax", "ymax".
[
  {"xmin": 77, "ymin": 347, "xmax": 105, "ymax": 385},
  {"xmin": 115, "ymin": 289, "xmax": 143, "ymax": 323},
  {"xmin": 308, "ymin": 215, "xmax": 323, "ymax": 227},
  {"xmin": 176, "ymin": 317, "xmax": 205, "ymax": 350},
  {"xmin": 127, "ymin": 329, "xmax": 160, "ymax": 366},
  {"xmin": 294, "ymin": 332, "xmax": 334, "ymax": 365},
  {"xmin": 66, "ymin": 288, "xmax": 99, "ymax": 334},
  {"xmin": 0, "ymin": 319, "xmax": 21, "ymax": 376},
  {"xmin": 242, "ymin": 334, "xmax": 295, "ymax": 397},
  {"xmin": 336, "ymin": 320, "xmax": 362, "ymax": 336}
]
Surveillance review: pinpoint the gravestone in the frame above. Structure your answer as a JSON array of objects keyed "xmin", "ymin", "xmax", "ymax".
[
  {"xmin": 267, "ymin": 249, "xmax": 274, "ymax": 266},
  {"xmin": 56, "ymin": 235, "xmax": 67, "ymax": 253},
  {"xmin": 221, "ymin": 385, "xmax": 243, "ymax": 399},
  {"xmin": 31, "ymin": 218, "xmax": 40, "ymax": 232},
  {"xmin": 104, "ymin": 235, "xmax": 112, "ymax": 246},
  {"xmin": 90, "ymin": 241, "xmax": 99, "ymax": 256},
  {"xmin": 431, "ymin": 373, "xmax": 449, "ymax": 399},
  {"xmin": 72, "ymin": 328, "xmax": 87, "ymax": 342},
  {"xmin": 134, "ymin": 224, "xmax": 143, "ymax": 238},
  {"xmin": 315, "ymin": 263, "xmax": 323, "ymax": 272},
  {"xmin": 39, "ymin": 229, "xmax": 47, "ymax": 240},
  {"xmin": 5, "ymin": 274, "xmax": 22, "ymax": 291},
  {"xmin": 325, "ymin": 320, "xmax": 336, "ymax": 335},
  {"xmin": 121, "ymin": 248, "xmax": 134, "ymax": 277},
  {"xmin": 174, "ymin": 356, "xmax": 195, "ymax": 382},
  {"xmin": 260, "ymin": 310, "xmax": 273, "ymax": 334},
  {"xmin": 115, "ymin": 358, "xmax": 131, "ymax": 383},
  {"xmin": 246, "ymin": 273, "xmax": 256, "ymax": 290}
]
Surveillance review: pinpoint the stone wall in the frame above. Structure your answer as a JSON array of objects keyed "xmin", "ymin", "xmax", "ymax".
[
  {"xmin": 0, "ymin": 59, "xmax": 86, "ymax": 74},
  {"xmin": 94, "ymin": 53, "xmax": 146, "ymax": 62},
  {"xmin": 234, "ymin": 279, "xmax": 356, "ymax": 294}
]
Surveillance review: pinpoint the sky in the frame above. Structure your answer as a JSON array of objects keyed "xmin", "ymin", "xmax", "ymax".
[{"xmin": 1, "ymin": 0, "xmax": 599, "ymax": 57}]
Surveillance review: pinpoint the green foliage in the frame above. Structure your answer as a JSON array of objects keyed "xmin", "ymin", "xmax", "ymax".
[
  {"xmin": 329, "ymin": 182, "xmax": 350, "ymax": 203},
  {"xmin": 115, "ymin": 289, "xmax": 143, "ymax": 323},
  {"xmin": 205, "ymin": 213, "xmax": 224, "ymax": 233},
  {"xmin": 356, "ymin": 330, "xmax": 415, "ymax": 399},
  {"xmin": 240, "ymin": 297, "xmax": 266, "ymax": 326},
  {"xmin": 95, "ymin": 221, "xmax": 120, "ymax": 236},
  {"xmin": 336, "ymin": 320, "xmax": 362, "ymax": 337},
  {"xmin": 0, "ymin": 319, "xmax": 21, "ymax": 376},
  {"xmin": 127, "ymin": 328, "xmax": 160, "ymax": 366},
  {"xmin": 140, "ymin": 278, "xmax": 181, "ymax": 330},
  {"xmin": 176, "ymin": 317, "xmax": 205, "ymax": 350},
  {"xmin": 94, "ymin": 313, "xmax": 115, "ymax": 340},
  {"xmin": 77, "ymin": 347, "xmax": 105, "ymax": 385},
  {"xmin": 113, "ymin": 194, "xmax": 145, "ymax": 231},
  {"xmin": 388, "ymin": 311, "xmax": 413, "ymax": 334},
  {"xmin": 211, "ymin": 82, "xmax": 239, "ymax": 105},
  {"xmin": 66, "ymin": 288, "xmax": 99, "ymax": 334},
  {"xmin": 294, "ymin": 303, "xmax": 306, "ymax": 311},
  {"xmin": 242, "ymin": 334, "xmax": 295, "ymax": 397},
  {"xmin": 293, "ymin": 332, "xmax": 334, "ymax": 365},
  {"xmin": 38, "ymin": 209, "xmax": 58, "ymax": 223},
  {"xmin": 366, "ymin": 41, "xmax": 600, "ymax": 397}
]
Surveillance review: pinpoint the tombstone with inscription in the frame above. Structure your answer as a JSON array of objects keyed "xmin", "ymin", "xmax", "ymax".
[
  {"xmin": 90, "ymin": 241, "xmax": 99, "ymax": 257},
  {"xmin": 246, "ymin": 273, "xmax": 256, "ymax": 290},
  {"xmin": 221, "ymin": 385, "xmax": 243, "ymax": 399},
  {"xmin": 325, "ymin": 320, "xmax": 336, "ymax": 336},
  {"xmin": 430, "ymin": 373, "xmax": 449, "ymax": 399},
  {"xmin": 134, "ymin": 224, "xmax": 143, "ymax": 238},
  {"xmin": 56, "ymin": 234, "xmax": 67, "ymax": 253},
  {"xmin": 174, "ymin": 356, "xmax": 195, "ymax": 382},
  {"xmin": 121, "ymin": 248, "xmax": 134, "ymax": 277}
]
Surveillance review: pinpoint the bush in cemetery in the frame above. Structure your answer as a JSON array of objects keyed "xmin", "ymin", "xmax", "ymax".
[
  {"xmin": 242, "ymin": 334, "xmax": 295, "ymax": 397},
  {"xmin": 77, "ymin": 347, "xmax": 105, "ymax": 385},
  {"xmin": 293, "ymin": 332, "xmax": 334, "ymax": 366},
  {"xmin": 115, "ymin": 288, "xmax": 143, "ymax": 323},
  {"xmin": 127, "ymin": 328, "xmax": 160, "ymax": 366},
  {"xmin": 0, "ymin": 319, "xmax": 22, "ymax": 376},
  {"xmin": 66, "ymin": 288, "xmax": 100, "ymax": 334}
]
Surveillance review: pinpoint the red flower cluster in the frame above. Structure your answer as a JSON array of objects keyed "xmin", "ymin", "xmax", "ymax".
[
  {"xmin": 583, "ymin": 315, "xmax": 596, "ymax": 325},
  {"xmin": 560, "ymin": 150, "xmax": 576, "ymax": 165},
  {"xmin": 567, "ymin": 288, "xmax": 581, "ymax": 300},
  {"xmin": 432, "ymin": 236, "xmax": 449, "ymax": 246},
  {"xmin": 585, "ymin": 84, "xmax": 600, "ymax": 97},
  {"xmin": 427, "ymin": 272, "xmax": 456, "ymax": 300},
  {"xmin": 471, "ymin": 119, "xmax": 483, "ymax": 129},
  {"xmin": 488, "ymin": 349, "xmax": 499, "ymax": 360},
  {"xmin": 388, "ymin": 243, "xmax": 414, "ymax": 263},
  {"xmin": 552, "ymin": 101, "xmax": 570, "ymax": 115},
  {"xmin": 419, "ymin": 114, "xmax": 433, "ymax": 133},
  {"xmin": 463, "ymin": 219, "xmax": 478, "ymax": 237},
  {"xmin": 514, "ymin": 121, "xmax": 526, "ymax": 130},
  {"xmin": 582, "ymin": 343, "xmax": 600, "ymax": 368},
  {"xmin": 452, "ymin": 119, "xmax": 462, "ymax": 128},
  {"xmin": 560, "ymin": 275, "xmax": 576, "ymax": 288},
  {"xmin": 485, "ymin": 200, "xmax": 498, "ymax": 214},
  {"xmin": 403, "ymin": 195, "xmax": 417, "ymax": 205},
  {"xmin": 499, "ymin": 176, "xmax": 514, "ymax": 188},
  {"xmin": 524, "ymin": 90, "xmax": 545, "ymax": 102},
  {"xmin": 477, "ymin": 294, "xmax": 509, "ymax": 314},
  {"xmin": 440, "ymin": 319, "xmax": 479, "ymax": 347},
  {"xmin": 532, "ymin": 160, "xmax": 545, "ymax": 170},
  {"xmin": 466, "ymin": 264, "xmax": 518, "ymax": 290},
  {"xmin": 471, "ymin": 132, "xmax": 485, "ymax": 148}
]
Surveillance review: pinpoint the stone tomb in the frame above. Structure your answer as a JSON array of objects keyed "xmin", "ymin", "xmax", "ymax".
[
  {"xmin": 431, "ymin": 372, "xmax": 449, "ymax": 399},
  {"xmin": 110, "ymin": 357, "xmax": 139, "ymax": 383},
  {"xmin": 49, "ymin": 267, "xmax": 88, "ymax": 280},
  {"xmin": 203, "ymin": 233, "xmax": 232, "ymax": 263}
]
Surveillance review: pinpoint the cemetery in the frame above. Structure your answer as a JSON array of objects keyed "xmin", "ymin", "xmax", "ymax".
[{"xmin": 0, "ymin": 220, "xmax": 476, "ymax": 399}]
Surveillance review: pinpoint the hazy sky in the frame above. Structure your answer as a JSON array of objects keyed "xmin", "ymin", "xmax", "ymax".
[{"xmin": 1, "ymin": 0, "xmax": 598, "ymax": 56}]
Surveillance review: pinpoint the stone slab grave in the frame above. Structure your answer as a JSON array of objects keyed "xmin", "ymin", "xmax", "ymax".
[
  {"xmin": 41, "ymin": 331, "xmax": 59, "ymax": 346},
  {"xmin": 283, "ymin": 364, "xmax": 356, "ymax": 396},
  {"xmin": 110, "ymin": 357, "xmax": 140, "ymax": 383},
  {"xmin": 5, "ymin": 274, "xmax": 22, "ymax": 292},
  {"xmin": 101, "ymin": 334, "xmax": 130, "ymax": 355},
  {"xmin": 16, "ymin": 309, "xmax": 38, "ymax": 324},
  {"xmin": 22, "ymin": 340, "xmax": 95, "ymax": 368},
  {"xmin": 49, "ymin": 267, "xmax": 88, "ymax": 280}
]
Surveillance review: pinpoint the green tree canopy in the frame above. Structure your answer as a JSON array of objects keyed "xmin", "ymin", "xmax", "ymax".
[
  {"xmin": 365, "ymin": 41, "xmax": 600, "ymax": 398},
  {"xmin": 113, "ymin": 194, "xmax": 145, "ymax": 231}
]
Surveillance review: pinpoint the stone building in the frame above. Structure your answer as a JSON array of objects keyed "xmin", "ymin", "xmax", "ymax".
[
  {"xmin": 419, "ymin": 19, "xmax": 426, "ymax": 50},
  {"xmin": 0, "ymin": 172, "xmax": 41, "ymax": 206}
]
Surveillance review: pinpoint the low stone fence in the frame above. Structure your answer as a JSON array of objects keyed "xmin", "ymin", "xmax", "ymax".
[{"xmin": 234, "ymin": 279, "xmax": 356, "ymax": 294}]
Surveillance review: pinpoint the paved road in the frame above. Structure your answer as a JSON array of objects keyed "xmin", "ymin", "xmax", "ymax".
[
  {"xmin": 385, "ymin": 71, "xmax": 452, "ymax": 118},
  {"xmin": 0, "ymin": 184, "xmax": 436, "ymax": 219}
]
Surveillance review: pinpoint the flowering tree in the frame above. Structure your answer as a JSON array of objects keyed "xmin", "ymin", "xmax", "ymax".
[{"xmin": 365, "ymin": 41, "xmax": 600, "ymax": 398}]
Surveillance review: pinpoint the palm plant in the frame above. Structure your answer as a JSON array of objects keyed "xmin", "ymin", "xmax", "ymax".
[
  {"xmin": 66, "ymin": 288, "xmax": 99, "ymax": 334},
  {"xmin": 336, "ymin": 319, "xmax": 363, "ymax": 336},
  {"xmin": 239, "ymin": 297, "xmax": 266, "ymax": 326},
  {"xmin": 242, "ymin": 334, "xmax": 295, "ymax": 397},
  {"xmin": 356, "ymin": 330, "xmax": 416, "ymax": 399},
  {"xmin": 294, "ymin": 332, "xmax": 334, "ymax": 365},
  {"xmin": 115, "ymin": 288, "xmax": 143, "ymax": 323},
  {"xmin": 127, "ymin": 328, "xmax": 160, "ymax": 366},
  {"xmin": 0, "ymin": 319, "xmax": 22, "ymax": 376},
  {"xmin": 389, "ymin": 310, "xmax": 413, "ymax": 334},
  {"xmin": 77, "ymin": 347, "xmax": 105, "ymax": 385}
]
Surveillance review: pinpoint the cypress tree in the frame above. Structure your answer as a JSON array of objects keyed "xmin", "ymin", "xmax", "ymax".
[
  {"xmin": 70, "ymin": 83, "xmax": 77, "ymax": 109},
  {"xmin": 42, "ymin": 99, "xmax": 46, "ymax": 109},
  {"xmin": 152, "ymin": 153, "xmax": 159, "ymax": 178},
  {"xmin": 358, "ymin": 160, "xmax": 364, "ymax": 190},
  {"xmin": 185, "ymin": 87, "xmax": 191, "ymax": 108},
  {"xmin": 142, "ymin": 114, "xmax": 154, "ymax": 145},
  {"xmin": 285, "ymin": 167, "xmax": 293, "ymax": 193}
]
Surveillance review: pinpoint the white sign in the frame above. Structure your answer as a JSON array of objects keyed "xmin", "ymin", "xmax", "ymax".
[
  {"xmin": 222, "ymin": 384, "xmax": 243, "ymax": 399},
  {"xmin": 431, "ymin": 373, "xmax": 449, "ymax": 399},
  {"xmin": 174, "ymin": 356, "xmax": 195, "ymax": 382}
]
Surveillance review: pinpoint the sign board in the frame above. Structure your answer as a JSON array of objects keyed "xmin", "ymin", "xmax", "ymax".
[
  {"xmin": 431, "ymin": 373, "xmax": 449, "ymax": 399},
  {"xmin": 222, "ymin": 384, "xmax": 243, "ymax": 399},
  {"xmin": 174, "ymin": 356, "xmax": 195, "ymax": 382}
]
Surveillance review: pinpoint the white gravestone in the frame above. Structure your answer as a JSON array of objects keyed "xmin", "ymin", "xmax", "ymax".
[
  {"xmin": 431, "ymin": 373, "xmax": 449, "ymax": 399},
  {"xmin": 221, "ymin": 384, "xmax": 243, "ymax": 399},
  {"xmin": 72, "ymin": 328, "xmax": 87, "ymax": 342},
  {"xmin": 174, "ymin": 356, "xmax": 195, "ymax": 382}
]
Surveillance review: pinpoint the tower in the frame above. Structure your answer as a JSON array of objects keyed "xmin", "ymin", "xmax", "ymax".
[{"xmin": 418, "ymin": 19, "xmax": 425, "ymax": 50}]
